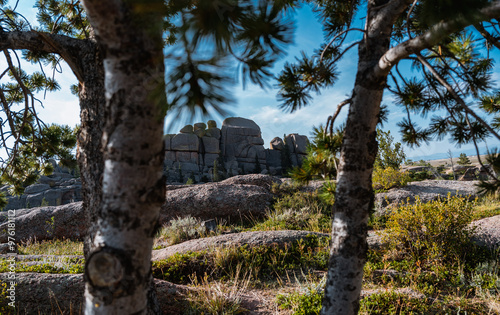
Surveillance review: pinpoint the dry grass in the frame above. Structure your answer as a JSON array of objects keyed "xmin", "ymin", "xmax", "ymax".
[
  {"xmin": 18, "ymin": 238, "xmax": 83, "ymax": 256},
  {"xmin": 184, "ymin": 266, "xmax": 251, "ymax": 314}
]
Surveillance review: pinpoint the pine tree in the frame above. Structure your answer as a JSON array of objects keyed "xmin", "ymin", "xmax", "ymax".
[
  {"xmin": 275, "ymin": 1, "xmax": 500, "ymax": 313},
  {"xmin": 457, "ymin": 153, "xmax": 472, "ymax": 166},
  {"xmin": 374, "ymin": 130, "xmax": 406, "ymax": 170}
]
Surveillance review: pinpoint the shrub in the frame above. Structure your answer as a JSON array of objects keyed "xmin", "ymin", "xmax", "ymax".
[
  {"xmin": 318, "ymin": 180, "xmax": 335, "ymax": 206},
  {"xmin": 253, "ymin": 191, "xmax": 332, "ymax": 233},
  {"xmin": 408, "ymin": 170, "xmax": 433, "ymax": 182},
  {"xmin": 359, "ymin": 292, "xmax": 429, "ymax": 314},
  {"xmin": 277, "ymin": 285, "xmax": 323, "ymax": 315},
  {"xmin": 156, "ymin": 216, "xmax": 206, "ymax": 246},
  {"xmin": 382, "ymin": 195, "xmax": 477, "ymax": 265},
  {"xmin": 372, "ymin": 167, "xmax": 411, "ymax": 191},
  {"xmin": 470, "ymin": 260, "xmax": 500, "ymax": 296}
]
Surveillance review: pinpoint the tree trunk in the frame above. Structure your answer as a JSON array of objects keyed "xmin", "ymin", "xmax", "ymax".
[
  {"xmin": 75, "ymin": 40, "xmax": 105, "ymax": 258},
  {"xmin": 80, "ymin": 1, "xmax": 166, "ymax": 313},
  {"xmin": 320, "ymin": 3, "xmax": 395, "ymax": 314}
]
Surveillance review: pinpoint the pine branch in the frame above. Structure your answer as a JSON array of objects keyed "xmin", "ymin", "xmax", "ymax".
[
  {"xmin": 0, "ymin": 30, "xmax": 90, "ymax": 81},
  {"xmin": 376, "ymin": 1, "xmax": 500, "ymax": 77},
  {"xmin": 416, "ymin": 51, "xmax": 500, "ymax": 142},
  {"xmin": 475, "ymin": 22, "xmax": 500, "ymax": 51}
]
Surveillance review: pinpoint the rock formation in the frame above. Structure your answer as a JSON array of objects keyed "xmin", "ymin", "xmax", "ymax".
[
  {"xmin": 0, "ymin": 175, "xmax": 282, "ymax": 243},
  {"xmin": 0, "ymin": 272, "xmax": 189, "ymax": 315},
  {"xmin": 374, "ymin": 180, "xmax": 480, "ymax": 215},
  {"xmin": 163, "ymin": 117, "xmax": 309, "ymax": 182},
  {"xmin": 1, "ymin": 160, "xmax": 82, "ymax": 211},
  {"xmin": 0, "ymin": 117, "xmax": 306, "ymax": 210},
  {"xmin": 0, "ymin": 202, "xmax": 85, "ymax": 243}
]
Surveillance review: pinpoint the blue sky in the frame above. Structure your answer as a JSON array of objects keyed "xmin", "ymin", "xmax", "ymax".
[{"xmin": 12, "ymin": 1, "xmax": 500, "ymax": 161}]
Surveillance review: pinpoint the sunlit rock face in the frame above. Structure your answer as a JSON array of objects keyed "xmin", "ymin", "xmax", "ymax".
[
  {"xmin": 163, "ymin": 117, "xmax": 309, "ymax": 183},
  {"xmin": 0, "ymin": 117, "xmax": 309, "ymax": 211}
]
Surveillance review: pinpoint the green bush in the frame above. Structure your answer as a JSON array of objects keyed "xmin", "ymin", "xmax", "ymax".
[
  {"xmin": 359, "ymin": 292, "xmax": 429, "ymax": 314},
  {"xmin": 156, "ymin": 216, "xmax": 206, "ymax": 246},
  {"xmin": 382, "ymin": 195, "xmax": 477, "ymax": 265},
  {"xmin": 277, "ymin": 285, "xmax": 323, "ymax": 315},
  {"xmin": 408, "ymin": 170, "xmax": 433, "ymax": 182},
  {"xmin": 372, "ymin": 167, "xmax": 411, "ymax": 191},
  {"xmin": 253, "ymin": 191, "xmax": 332, "ymax": 233}
]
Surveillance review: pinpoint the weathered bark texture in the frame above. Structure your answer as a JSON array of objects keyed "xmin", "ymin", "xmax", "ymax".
[
  {"xmin": 320, "ymin": 1, "xmax": 410, "ymax": 314},
  {"xmin": 76, "ymin": 40, "xmax": 105, "ymax": 258},
  {"xmin": 80, "ymin": 1, "xmax": 166, "ymax": 314}
]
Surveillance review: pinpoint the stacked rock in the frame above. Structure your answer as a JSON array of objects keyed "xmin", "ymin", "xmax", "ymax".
[
  {"xmin": 164, "ymin": 117, "xmax": 309, "ymax": 182},
  {"xmin": 220, "ymin": 117, "xmax": 266, "ymax": 175},
  {"xmin": 266, "ymin": 134, "xmax": 309, "ymax": 175},
  {"xmin": 164, "ymin": 120, "xmax": 223, "ymax": 182}
]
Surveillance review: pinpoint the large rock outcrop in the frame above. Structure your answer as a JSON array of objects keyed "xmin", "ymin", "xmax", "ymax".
[
  {"xmin": 0, "ymin": 175, "xmax": 282, "ymax": 243},
  {"xmin": 161, "ymin": 183, "xmax": 274, "ymax": 223},
  {"xmin": 0, "ymin": 273, "xmax": 189, "ymax": 315},
  {"xmin": 163, "ymin": 117, "xmax": 308, "ymax": 182},
  {"xmin": 0, "ymin": 118, "xmax": 307, "ymax": 210},
  {"xmin": 374, "ymin": 180, "xmax": 480, "ymax": 215},
  {"xmin": 0, "ymin": 202, "xmax": 85, "ymax": 243},
  {"xmin": 221, "ymin": 117, "xmax": 266, "ymax": 175},
  {"xmin": 1, "ymin": 161, "xmax": 82, "ymax": 211}
]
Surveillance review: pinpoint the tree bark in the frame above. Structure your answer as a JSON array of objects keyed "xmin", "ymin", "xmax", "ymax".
[
  {"xmin": 80, "ymin": 1, "xmax": 166, "ymax": 313},
  {"xmin": 320, "ymin": 2, "xmax": 407, "ymax": 314},
  {"xmin": 76, "ymin": 40, "xmax": 105, "ymax": 258}
]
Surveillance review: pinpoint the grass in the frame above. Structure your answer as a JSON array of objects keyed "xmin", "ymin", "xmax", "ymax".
[
  {"xmin": 18, "ymin": 238, "xmax": 83, "ymax": 255},
  {"xmin": 8, "ymin": 183, "xmax": 500, "ymax": 314},
  {"xmin": 473, "ymin": 194, "xmax": 500, "ymax": 220},
  {"xmin": 152, "ymin": 234, "xmax": 330, "ymax": 285},
  {"xmin": 0, "ymin": 255, "xmax": 84, "ymax": 274},
  {"xmin": 154, "ymin": 216, "xmax": 208, "ymax": 249},
  {"xmin": 184, "ymin": 267, "xmax": 250, "ymax": 314}
]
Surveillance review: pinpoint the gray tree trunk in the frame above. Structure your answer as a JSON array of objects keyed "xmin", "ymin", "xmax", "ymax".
[
  {"xmin": 75, "ymin": 40, "xmax": 105, "ymax": 258},
  {"xmin": 320, "ymin": 2, "xmax": 407, "ymax": 314},
  {"xmin": 80, "ymin": 1, "xmax": 166, "ymax": 313}
]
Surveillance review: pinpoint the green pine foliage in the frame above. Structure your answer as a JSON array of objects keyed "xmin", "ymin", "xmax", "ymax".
[
  {"xmin": 1, "ymin": 124, "xmax": 77, "ymax": 195},
  {"xmin": 165, "ymin": 0, "xmax": 294, "ymax": 121},
  {"xmin": 374, "ymin": 130, "xmax": 406, "ymax": 170},
  {"xmin": 457, "ymin": 153, "xmax": 472, "ymax": 165},
  {"xmin": 292, "ymin": 127, "xmax": 406, "ymax": 186},
  {"xmin": 290, "ymin": 125, "xmax": 342, "ymax": 183}
]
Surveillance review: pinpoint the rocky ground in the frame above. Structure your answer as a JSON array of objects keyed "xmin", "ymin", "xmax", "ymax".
[
  {"xmin": 1, "ymin": 175, "xmax": 499, "ymax": 314},
  {"xmin": 374, "ymin": 180, "xmax": 481, "ymax": 214}
]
